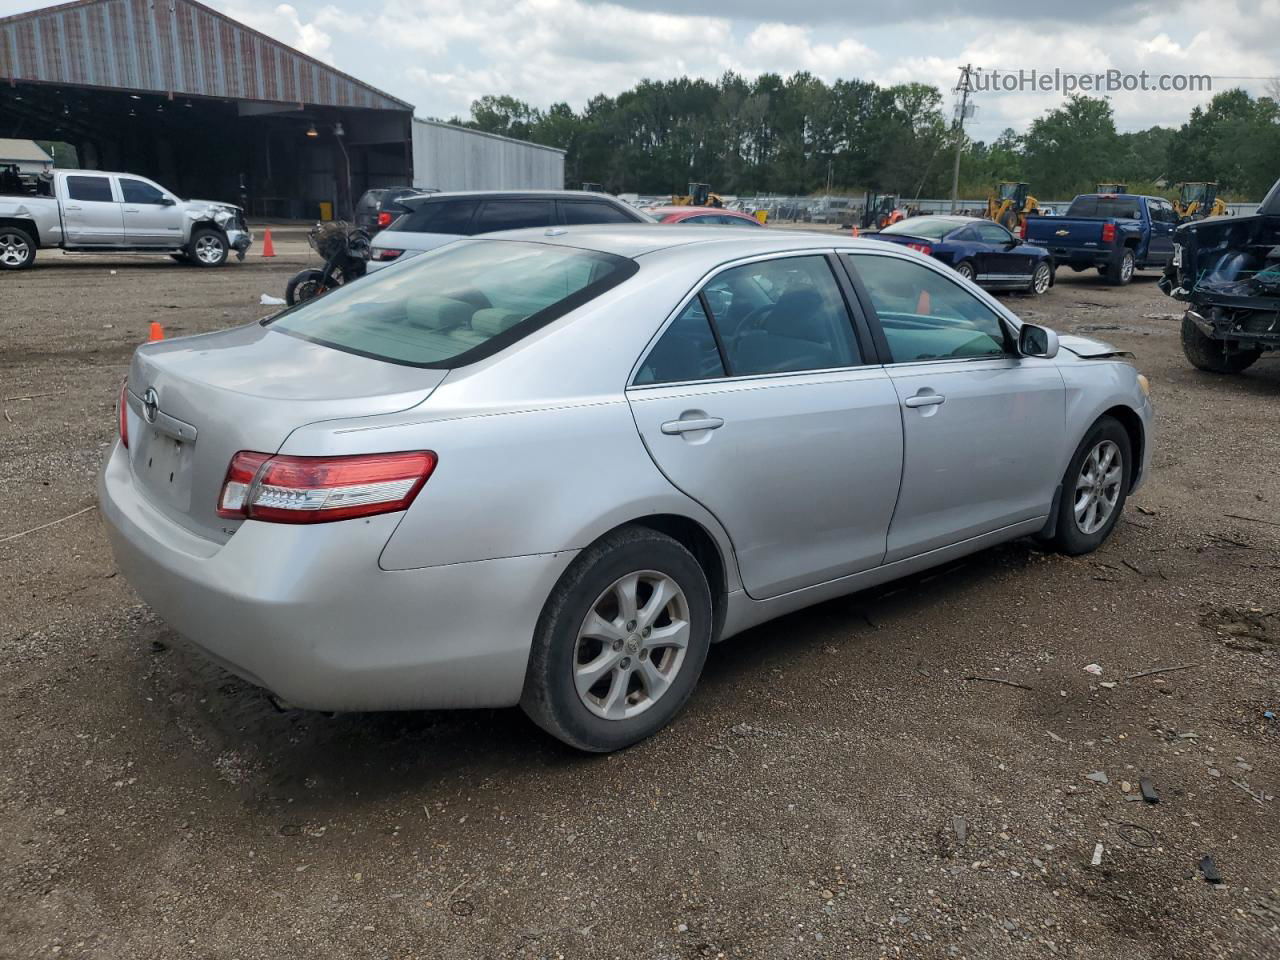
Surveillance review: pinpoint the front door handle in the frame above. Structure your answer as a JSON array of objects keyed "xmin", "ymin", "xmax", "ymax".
[
  {"xmin": 903, "ymin": 393, "xmax": 945, "ymax": 408},
  {"xmin": 661, "ymin": 416, "xmax": 724, "ymax": 435}
]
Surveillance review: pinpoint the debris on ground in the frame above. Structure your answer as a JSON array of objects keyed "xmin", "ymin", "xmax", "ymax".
[
  {"xmin": 1140, "ymin": 778, "xmax": 1160, "ymax": 803},
  {"xmin": 1083, "ymin": 663, "xmax": 1103, "ymax": 676},
  {"xmin": 1199, "ymin": 855, "xmax": 1223, "ymax": 884},
  {"xmin": 1086, "ymin": 771, "xmax": 1110, "ymax": 784},
  {"xmin": 1091, "ymin": 843, "xmax": 1104, "ymax": 867}
]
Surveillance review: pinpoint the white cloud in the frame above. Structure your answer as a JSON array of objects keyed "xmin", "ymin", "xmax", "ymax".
[{"xmin": 218, "ymin": 3, "xmax": 337, "ymax": 64}]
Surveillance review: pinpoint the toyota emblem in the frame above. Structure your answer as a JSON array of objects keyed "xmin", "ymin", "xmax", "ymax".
[{"xmin": 142, "ymin": 387, "xmax": 159, "ymax": 424}]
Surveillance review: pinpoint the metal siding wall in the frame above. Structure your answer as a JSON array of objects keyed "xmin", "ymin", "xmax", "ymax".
[
  {"xmin": 0, "ymin": 0, "xmax": 407, "ymax": 110},
  {"xmin": 412, "ymin": 120, "xmax": 565, "ymax": 191}
]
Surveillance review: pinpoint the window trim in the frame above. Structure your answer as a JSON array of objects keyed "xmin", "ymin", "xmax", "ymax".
[
  {"xmin": 839, "ymin": 249, "xmax": 1023, "ymax": 366},
  {"xmin": 628, "ymin": 249, "xmax": 877, "ymax": 390}
]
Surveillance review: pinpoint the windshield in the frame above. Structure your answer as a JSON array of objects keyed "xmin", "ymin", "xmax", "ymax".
[
  {"xmin": 271, "ymin": 240, "xmax": 636, "ymax": 367},
  {"xmin": 881, "ymin": 217, "xmax": 959, "ymax": 240}
]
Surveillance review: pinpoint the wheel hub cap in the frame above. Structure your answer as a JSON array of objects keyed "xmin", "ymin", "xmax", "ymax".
[
  {"xmin": 1073, "ymin": 439, "xmax": 1122, "ymax": 535},
  {"xmin": 572, "ymin": 570, "xmax": 690, "ymax": 721}
]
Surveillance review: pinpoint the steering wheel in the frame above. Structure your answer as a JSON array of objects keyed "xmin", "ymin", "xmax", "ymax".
[{"xmin": 737, "ymin": 302, "xmax": 776, "ymax": 334}]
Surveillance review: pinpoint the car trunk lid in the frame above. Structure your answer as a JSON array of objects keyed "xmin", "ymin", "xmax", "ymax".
[{"xmin": 125, "ymin": 323, "xmax": 446, "ymax": 542}]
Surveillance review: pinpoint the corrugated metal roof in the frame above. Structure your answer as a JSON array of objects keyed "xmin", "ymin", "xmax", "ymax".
[
  {"xmin": 0, "ymin": 0, "xmax": 411, "ymax": 111},
  {"xmin": 0, "ymin": 137, "xmax": 53, "ymax": 162}
]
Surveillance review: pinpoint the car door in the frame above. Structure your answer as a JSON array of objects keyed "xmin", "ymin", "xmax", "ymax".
[
  {"xmin": 60, "ymin": 173, "xmax": 124, "ymax": 245},
  {"xmin": 473, "ymin": 198, "xmax": 555, "ymax": 234},
  {"xmin": 118, "ymin": 176, "xmax": 183, "ymax": 246},
  {"xmin": 1146, "ymin": 199, "xmax": 1175, "ymax": 264},
  {"xmin": 972, "ymin": 221, "xmax": 1031, "ymax": 285},
  {"xmin": 627, "ymin": 253, "xmax": 904, "ymax": 600},
  {"xmin": 843, "ymin": 250, "xmax": 1065, "ymax": 563}
]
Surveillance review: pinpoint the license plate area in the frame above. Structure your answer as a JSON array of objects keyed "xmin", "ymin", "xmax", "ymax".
[{"xmin": 131, "ymin": 427, "xmax": 195, "ymax": 511}]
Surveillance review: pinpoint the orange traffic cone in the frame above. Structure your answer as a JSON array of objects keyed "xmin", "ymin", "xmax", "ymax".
[
  {"xmin": 148, "ymin": 321, "xmax": 165, "ymax": 342},
  {"xmin": 262, "ymin": 228, "xmax": 275, "ymax": 258}
]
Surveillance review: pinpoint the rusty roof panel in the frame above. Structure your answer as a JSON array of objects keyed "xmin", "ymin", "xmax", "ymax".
[{"xmin": 0, "ymin": 0, "xmax": 410, "ymax": 111}]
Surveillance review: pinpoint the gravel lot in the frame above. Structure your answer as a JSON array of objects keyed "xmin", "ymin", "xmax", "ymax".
[{"xmin": 2, "ymin": 235, "xmax": 1278, "ymax": 960}]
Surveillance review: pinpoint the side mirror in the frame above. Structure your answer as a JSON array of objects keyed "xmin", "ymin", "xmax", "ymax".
[
  {"xmin": 160, "ymin": 196, "xmax": 176, "ymax": 206},
  {"xmin": 1004, "ymin": 238, "xmax": 1019, "ymax": 248},
  {"xmin": 1018, "ymin": 323, "xmax": 1059, "ymax": 359}
]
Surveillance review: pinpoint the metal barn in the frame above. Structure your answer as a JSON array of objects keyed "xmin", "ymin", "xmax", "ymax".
[{"xmin": 413, "ymin": 119, "xmax": 565, "ymax": 192}]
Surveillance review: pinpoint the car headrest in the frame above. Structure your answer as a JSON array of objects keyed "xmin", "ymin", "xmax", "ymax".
[
  {"xmin": 405, "ymin": 294, "xmax": 473, "ymax": 331},
  {"xmin": 470, "ymin": 308, "xmax": 526, "ymax": 337}
]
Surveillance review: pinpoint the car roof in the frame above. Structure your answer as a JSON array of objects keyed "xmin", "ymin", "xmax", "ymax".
[
  {"xmin": 646, "ymin": 205, "xmax": 753, "ymax": 217},
  {"xmin": 477, "ymin": 223, "xmax": 900, "ymax": 259},
  {"xmin": 403, "ymin": 189, "xmax": 626, "ymax": 202},
  {"xmin": 894, "ymin": 215, "xmax": 978, "ymax": 225}
]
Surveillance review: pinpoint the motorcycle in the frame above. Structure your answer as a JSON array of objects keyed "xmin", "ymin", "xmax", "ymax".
[{"xmin": 285, "ymin": 220, "xmax": 371, "ymax": 306}]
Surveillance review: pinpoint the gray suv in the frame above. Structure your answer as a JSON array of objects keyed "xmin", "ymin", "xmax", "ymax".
[{"xmin": 366, "ymin": 190, "xmax": 653, "ymax": 271}]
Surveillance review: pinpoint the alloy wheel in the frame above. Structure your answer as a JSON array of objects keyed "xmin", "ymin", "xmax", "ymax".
[
  {"xmin": 572, "ymin": 570, "xmax": 690, "ymax": 721},
  {"xmin": 1074, "ymin": 439, "xmax": 1123, "ymax": 535},
  {"xmin": 1120, "ymin": 254, "xmax": 1135, "ymax": 282},
  {"xmin": 1033, "ymin": 263, "xmax": 1051, "ymax": 294},
  {"xmin": 195, "ymin": 234, "xmax": 225, "ymax": 264},
  {"xmin": 0, "ymin": 232, "xmax": 31, "ymax": 267}
]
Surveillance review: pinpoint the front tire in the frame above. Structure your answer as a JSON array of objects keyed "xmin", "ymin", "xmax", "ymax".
[
  {"xmin": 286, "ymin": 269, "xmax": 328, "ymax": 306},
  {"xmin": 521, "ymin": 526, "xmax": 713, "ymax": 752},
  {"xmin": 188, "ymin": 228, "xmax": 229, "ymax": 267},
  {"xmin": 1047, "ymin": 416, "xmax": 1131, "ymax": 555},
  {"xmin": 0, "ymin": 225, "xmax": 36, "ymax": 270},
  {"xmin": 1180, "ymin": 314, "xmax": 1261, "ymax": 373}
]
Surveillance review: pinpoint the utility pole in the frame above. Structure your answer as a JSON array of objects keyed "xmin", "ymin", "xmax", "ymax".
[{"xmin": 950, "ymin": 64, "xmax": 975, "ymax": 213}]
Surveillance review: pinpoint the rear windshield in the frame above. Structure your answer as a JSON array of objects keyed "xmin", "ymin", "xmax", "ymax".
[
  {"xmin": 271, "ymin": 240, "xmax": 637, "ymax": 367},
  {"xmin": 1065, "ymin": 196, "xmax": 1142, "ymax": 219},
  {"xmin": 880, "ymin": 217, "xmax": 959, "ymax": 240}
]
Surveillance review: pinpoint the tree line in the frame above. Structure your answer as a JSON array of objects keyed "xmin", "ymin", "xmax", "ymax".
[{"xmin": 449, "ymin": 75, "xmax": 1280, "ymax": 201}]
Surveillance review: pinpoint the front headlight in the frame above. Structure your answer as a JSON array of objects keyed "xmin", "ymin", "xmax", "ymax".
[{"xmin": 1136, "ymin": 373, "xmax": 1151, "ymax": 398}]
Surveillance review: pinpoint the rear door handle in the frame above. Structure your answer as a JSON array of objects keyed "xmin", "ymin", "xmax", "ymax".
[
  {"xmin": 903, "ymin": 393, "xmax": 945, "ymax": 408},
  {"xmin": 661, "ymin": 416, "xmax": 724, "ymax": 435}
]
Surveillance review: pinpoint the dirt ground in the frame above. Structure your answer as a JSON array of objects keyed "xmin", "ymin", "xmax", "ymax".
[{"xmin": 1, "ymin": 233, "xmax": 1278, "ymax": 960}]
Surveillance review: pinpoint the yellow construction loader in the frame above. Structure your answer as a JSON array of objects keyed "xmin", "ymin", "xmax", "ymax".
[
  {"xmin": 986, "ymin": 182, "xmax": 1040, "ymax": 231},
  {"xmin": 1174, "ymin": 182, "xmax": 1228, "ymax": 221},
  {"xmin": 672, "ymin": 182, "xmax": 724, "ymax": 208}
]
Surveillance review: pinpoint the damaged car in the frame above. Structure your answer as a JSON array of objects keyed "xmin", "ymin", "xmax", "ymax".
[
  {"xmin": 1160, "ymin": 177, "xmax": 1280, "ymax": 373},
  {"xmin": 0, "ymin": 167, "xmax": 251, "ymax": 270}
]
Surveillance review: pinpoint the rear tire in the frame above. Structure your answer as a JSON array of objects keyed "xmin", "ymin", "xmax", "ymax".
[
  {"xmin": 1103, "ymin": 248, "xmax": 1135, "ymax": 286},
  {"xmin": 0, "ymin": 225, "xmax": 36, "ymax": 270},
  {"xmin": 520, "ymin": 526, "xmax": 713, "ymax": 752},
  {"xmin": 1180, "ymin": 314, "xmax": 1261, "ymax": 373},
  {"xmin": 1047, "ymin": 416, "xmax": 1131, "ymax": 556},
  {"xmin": 954, "ymin": 260, "xmax": 976, "ymax": 282},
  {"xmin": 1027, "ymin": 261, "xmax": 1052, "ymax": 295},
  {"xmin": 188, "ymin": 228, "xmax": 229, "ymax": 267}
]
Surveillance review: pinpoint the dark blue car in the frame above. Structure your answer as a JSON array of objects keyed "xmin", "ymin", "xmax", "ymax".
[{"xmin": 870, "ymin": 215, "xmax": 1055, "ymax": 295}]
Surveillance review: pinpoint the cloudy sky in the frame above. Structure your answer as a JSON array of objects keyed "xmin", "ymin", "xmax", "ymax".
[{"xmin": 8, "ymin": 0, "xmax": 1280, "ymax": 135}]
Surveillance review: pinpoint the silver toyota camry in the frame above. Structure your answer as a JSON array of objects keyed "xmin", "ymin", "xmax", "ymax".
[{"xmin": 100, "ymin": 225, "xmax": 1153, "ymax": 752}]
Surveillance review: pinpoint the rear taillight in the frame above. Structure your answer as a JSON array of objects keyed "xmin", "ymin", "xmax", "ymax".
[
  {"xmin": 217, "ymin": 451, "xmax": 436, "ymax": 524},
  {"xmin": 377, "ymin": 211, "xmax": 393, "ymax": 228},
  {"xmin": 374, "ymin": 248, "xmax": 403, "ymax": 261},
  {"xmin": 1101, "ymin": 222, "xmax": 1116, "ymax": 243},
  {"xmin": 906, "ymin": 242, "xmax": 933, "ymax": 255},
  {"xmin": 118, "ymin": 380, "xmax": 129, "ymax": 449},
  {"xmin": 1019, "ymin": 221, "xmax": 1028, "ymax": 239}
]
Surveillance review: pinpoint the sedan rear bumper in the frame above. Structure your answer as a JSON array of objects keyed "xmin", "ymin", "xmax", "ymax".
[{"xmin": 98, "ymin": 442, "xmax": 576, "ymax": 711}]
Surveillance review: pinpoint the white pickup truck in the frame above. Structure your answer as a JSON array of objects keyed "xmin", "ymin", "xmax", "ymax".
[{"xmin": 0, "ymin": 167, "xmax": 252, "ymax": 270}]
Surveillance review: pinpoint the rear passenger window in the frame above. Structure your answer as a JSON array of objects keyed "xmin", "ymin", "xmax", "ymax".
[
  {"xmin": 393, "ymin": 199, "xmax": 478, "ymax": 235},
  {"xmin": 474, "ymin": 200, "xmax": 554, "ymax": 233},
  {"xmin": 67, "ymin": 176, "xmax": 113, "ymax": 202},
  {"xmin": 561, "ymin": 201, "xmax": 636, "ymax": 225},
  {"xmin": 848, "ymin": 254, "xmax": 1009, "ymax": 362},
  {"xmin": 633, "ymin": 298, "xmax": 725, "ymax": 385},
  {"xmin": 705, "ymin": 256, "xmax": 859, "ymax": 376}
]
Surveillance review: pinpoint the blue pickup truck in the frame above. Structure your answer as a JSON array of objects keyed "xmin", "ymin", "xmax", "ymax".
[{"xmin": 1022, "ymin": 193, "xmax": 1179, "ymax": 285}]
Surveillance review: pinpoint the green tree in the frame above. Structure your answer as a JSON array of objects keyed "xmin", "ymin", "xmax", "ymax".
[{"xmin": 1022, "ymin": 95, "xmax": 1119, "ymax": 197}]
